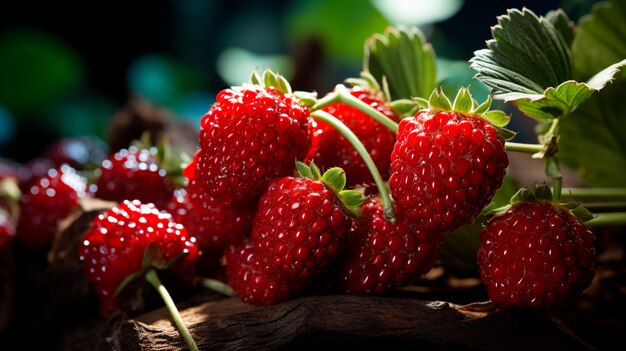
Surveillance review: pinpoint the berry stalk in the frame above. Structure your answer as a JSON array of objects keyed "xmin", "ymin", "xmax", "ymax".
[
  {"xmin": 145, "ymin": 269, "xmax": 199, "ymax": 351},
  {"xmin": 310, "ymin": 110, "xmax": 396, "ymax": 222},
  {"xmin": 586, "ymin": 212, "xmax": 626, "ymax": 227},
  {"xmin": 200, "ymin": 278, "xmax": 234, "ymax": 297},
  {"xmin": 311, "ymin": 85, "xmax": 400, "ymax": 133},
  {"xmin": 561, "ymin": 188, "xmax": 626, "ymax": 201},
  {"xmin": 504, "ymin": 142, "xmax": 544, "ymax": 154}
]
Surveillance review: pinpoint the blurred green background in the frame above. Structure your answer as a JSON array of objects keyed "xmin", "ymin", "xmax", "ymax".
[{"xmin": 0, "ymin": 0, "xmax": 602, "ymax": 161}]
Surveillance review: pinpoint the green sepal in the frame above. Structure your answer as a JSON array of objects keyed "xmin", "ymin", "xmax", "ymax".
[
  {"xmin": 263, "ymin": 70, "xmax": 277, "ymax": 89},
  {"xmin": 130, "ymin": 133, "xmax": 190, "ymax": 187},
  {"xmin": 114, "ymin": 243, "xmax": 188, "ymax": 298},
  {"xmin": 250, "ymin": 71, "xmax": 262, "ymax": 86},
  {"xmin": 569, "ymin": 205, "xmax": 595, "ymax": 223},
  {"xmin": 296, "ymin": 161, "xmax": 364, "ymax": 218},
  {"xmin": 389, "ymin": 99, "xmax": 419, "ymax": 117},
  {"xmin": 452, "ymin": 87, "xmax": 472, "ymax": 114},
  {"xmin": 428, "ymin": 89, "xmax": 452, "ymax": 113},
  {"xmin": 472, "ymin": 94, "xmax": 492, "ymax": 115},
  {"xmin": 482, "ymin": 110, "xmax": 510, "ymax": 128},
  {"xmin": 292, "ymin": 91, "xmax": 317, "ymax": 108},
  {"xmin": 510, "ymin": 187, "xmax": 536, "ymax": 204},
  {"xmin": 321, "ymin": 167, "xmax": 347, "ymax": 194},
  {"xmin": 535, "ymin": 184, "xmax": 553, "ymax": 201},
  {"xmin": 413, "ymin": 97, "xmax": 429, "ymax": 109}
]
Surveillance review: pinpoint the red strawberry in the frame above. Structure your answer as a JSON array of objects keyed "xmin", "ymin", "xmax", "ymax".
[
  {"xmin": 197, "ymin": 71, "xmax": 311, "ymax": 205},
  {"xmin": 226, "ymin": 162, "xmax": 363, "ymax": 304},
  {"xmin": 79, "ymin": 199, "xmax": 199, "ymax": 315},
  {"xmin": 168, "ymin": 179, "xmax": 253, "ymax": 275},
  {"xmin": 306, "ymin": 85, "xmax": 398, "ymax": 187},
  {"xmin": 335, "ymin": 197, "xmax": 442, "ymax": 294},
  {"xmin": 95, "ymin": 145, "xmax": 175, "ymax": 207},
  {"xmin": 477, "ymin": 187, "xmax": 596, "ymax": 309},
  {"xmin": 390, "ymin": 88, "xmax": 509, "ymax": 233},
  {"xmin": 17, "ymin": 165, "xmax": 88, "ymax": 248}
]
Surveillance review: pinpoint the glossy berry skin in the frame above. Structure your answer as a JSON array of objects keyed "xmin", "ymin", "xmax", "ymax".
[
  {"xmin": 95, "ymin": 146, "xmax": 174, "ymax": 207},
  {"xmin": 227, "ymin": 176, "xmax": 350, "ymax": 304},
  {"xmin": 17, "ymin": 165, "xmax": 88, "ymax": 248},
  {"xmin": 336, "ymin": 198, "xmax": 442, "ymax": 294},
  {"xmin": 167, "ymin": 179, "xmax": 253, "ymax": 275},
  {"xmin": 390, "ymin": 111, "xmax": 508, "ymax": 233},
  {"xmin": 225, "ymin": 243, "xmax": 303, "ymax": 305},
  {"xmin": 197, "ymin": 86, "xmax": 311, "ymax": 205},
  {"xmin": 306, "ymin": 86, "xmax": 397, "ymax": 187},
  {"xmin": 79, "ymin": 200, "xmax": 199, "ymax": 315},
  {"xmin": 477, "ymin": 201, "xmax": 596, "ymax": 309}
]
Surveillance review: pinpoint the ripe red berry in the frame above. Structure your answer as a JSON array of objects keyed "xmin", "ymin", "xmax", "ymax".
[
  {"xmin": 167, "ymin": 179, "xmax": 253, "ymax": 274},
  {"xmin": 197, "ymin": 82, "xmax": 311, "ymax": 205},
  {"xmin": 226, "ymin": 163, "xmax": 361, "ymax": 304},
  {"xmin": 477, "ymin": 201, "xmax": 596, "ymax": 308},
  {"xmin": 79, "ymin": 200, "xmax": 199, "ymax": 315},
  {"xmin": 17, "ymin": 165, "xmax": 88, "ymax": 248},
  {"xmin": 390, "ymin": 93, "xmax": 508, "ymax": 233},
  {"xmin": 95, "ymin": 146, "xmax": 175, "ymax": 207},
  {"xmin": 335, "ymin": 198, "xmax": 442, "ymax": 294},
  {"xmin": 306, "ymin": 86, "xmax": 397, "ymax": 187}
]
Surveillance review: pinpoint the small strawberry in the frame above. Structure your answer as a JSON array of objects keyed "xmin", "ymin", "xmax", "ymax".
[
  {"xmin": 95, "ymin": 145, "xmax": 176, "ymax": 207},
  {"xmin": 17, "ymin": 165, "xmax": 88, "ymax": 248},
  {"xmin": 79, "ymin": 199, "xmax": 199, "ymax": 315},
  {"xmin": 334, "ymin": 197, "xmax": 442, "ymax": 294},
  {"xmin": 306, "ymin": 78, "xmax": 398, "ymax": 187},
  {"xmin": 390, "ymin": 88, "xmax": 510, "ymax": 233},
  {"xmin": 226, "ymin": 162, "xmax": 363, "ymax": 304},
  {"xmin": 168, "ymin": 178, "xmax": 253, "ymax": 275},
  {"xmin": 196, "ymin": 70, "xmax": 312, "ymax": 205},
  {"xmin": 477, "ymin": 186, "xmax": 596, "ymax": 309}
]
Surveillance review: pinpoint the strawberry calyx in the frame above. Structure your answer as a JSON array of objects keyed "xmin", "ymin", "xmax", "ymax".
[
  {"xmin": 114, "ymin": 242, "xmax": 189, "ymax": 299},
  {"xmin": 422, "ymin": 87, "xmax": 516, "ymax": 140},
  {"xmin": 344, "ymin": 71, "xmax": 392, "ymax": 103},
  {"xmin": 248, "ymin": 69, "xmax": 319, "ymax": 109},
  {"xmin": 491, "ymin": 184, "xmax": 595, "ymax": 223},
  {"xmin": 295, "ymin": 161, "xmax": 364, "ymax": 218},
  {"xmin": 131, "ymin": 132, "xmax": 191, "ymax": 187}
]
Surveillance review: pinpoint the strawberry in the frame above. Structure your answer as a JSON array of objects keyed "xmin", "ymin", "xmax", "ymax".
[
  {"xmin": 79, "ymin": 199, "xmax": 199, "ymax": 315},
  {"xmin": 390, "ymin": 88, "xmax": 510, "ymax": 233},
  {"xmin": 306, "ymin": 83, "xmax": 398, "ymax": 188},
  {"xmin": 334, "ymin": 197, "xmax": 442, "ymax": 294},
  {"xmin": 95, "ymin": 145, "xmax": 175, "ymax": 207},
  {"xmin": 226, "ymin": 162, "xmax": 363, "ymax": 304},
  {"xmin": 167, "ymin": 178, "xmax": 253, "ymax": 275},
  {"xmin": 17, "ymin": 165, "xmax": 88, "ymax": 248},
  {"xmin": 196, "ymin": 70, "xmax": 312, "ymax": 205},
  {"xmin": 477, "ymin": 186, "xmax": 596, "ymax": 309}
]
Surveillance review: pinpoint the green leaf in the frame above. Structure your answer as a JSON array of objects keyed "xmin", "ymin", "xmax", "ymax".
[
  {"xmin": 572, "ymin": 0, "xmax": 626, "ymax": 80},
  {"xmin": 560, "ymin": 78, "xmax": 626, "ymax": 187},
  {"xmin": 545, "ymin": 9, "xmax": 575, "ymax": 47},
  {"xmin": 365, "ymin": 25, "xmax": 437, "ymax": 100},
  {"xmin": 470, "ymin": 8, "xmax": 573, "ymax": 98},
  {"xmin": 502, "ymin": 60, "xmax": 626, "ymax": 120}
]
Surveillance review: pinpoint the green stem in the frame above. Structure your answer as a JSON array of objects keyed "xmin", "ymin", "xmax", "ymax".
[
  {"xmin": 544, "ymin": 118, "xmax": 562, "ymax": 202},
  {"xmin": 310, "ymin": 110, "xmax": 396, "ymax": 223},
  {"xmin": 551, "ymin": 168, "xmax": 562, "ymax": 202},
  {"xmin": 145, "ymin": 270, "xmax": 199, "ymax": 351},
  {"xmin": 200, "ymin": 278, "xmax": 234, "ymax": 297},
  {"xmin": 583, "ymin": 202, "xmax": 626, "ymax": 213},
  {"xmin": 310, "ymin": 86, "xmax": 400, "ymax": 133},
  {"xmin": 504, "ymin": 142, "xmax": 544, "ymax": 154},
  {"xmin": 561, "ymin": 188, "xmax": 626, "ymax": 201},
  {"xmin": 586, "ymin": 212, "xmax": 626, "ymax": 227}
]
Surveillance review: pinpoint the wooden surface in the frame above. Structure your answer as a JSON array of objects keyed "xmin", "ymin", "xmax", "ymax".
[{"xmin": 112, "ymin": 295, "xmax": 592, "ymax": 351}]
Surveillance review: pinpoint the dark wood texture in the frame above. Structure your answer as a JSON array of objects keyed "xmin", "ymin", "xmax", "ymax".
[{"xmin": 113, "ymin": 295, "xmax": 592, "ymax": 351}]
